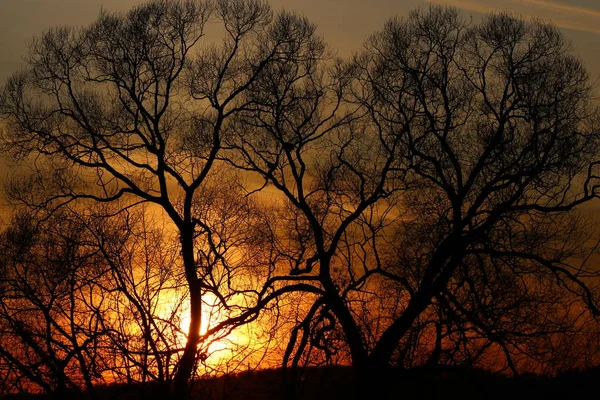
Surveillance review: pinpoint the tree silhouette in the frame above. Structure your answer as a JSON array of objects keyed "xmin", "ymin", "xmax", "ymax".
[
  {"xmin": 355, "ymin": 6, "xmax": 600, "ymax": 375},
  {"xmin": 1, "ymin": 2, "xmax": 600, "ymax": 399},
  {"xmin": 0, "ymin": 186, "xmax": 288, "ymax": 398},
  {"xmin": 0, "ymin": 211, "xmax": 109, "ymax": 397},
  {"xmin": 225, "ymin": 5, "xmax": 600, "ymax": 395},
  {"xmin": 0, "ymin": 0, "xmax": 327, "ymax": 397}
]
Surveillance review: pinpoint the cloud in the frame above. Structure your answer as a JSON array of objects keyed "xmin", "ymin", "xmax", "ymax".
[
  {"xmin": 428, "ymin": 0, "xmax": 501, "ymax": 15},
  {"xmin": 428, "ymin": 0, "xmax": 600, "ymax": 34},
  {"xmin": 524, "ymin": 0, "xmax": 600, "ymax": 18}
]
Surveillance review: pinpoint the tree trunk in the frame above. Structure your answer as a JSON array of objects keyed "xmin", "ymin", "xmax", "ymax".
[
  {"xmin": 173, "ymin": 228, "xmax": 202, "ymax": 399},
  {"xmin": 319, "ymin": 258, "xmax": 371, "ymax": 399}
]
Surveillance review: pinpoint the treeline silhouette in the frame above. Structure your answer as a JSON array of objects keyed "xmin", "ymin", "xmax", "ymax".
[
  {"xmin": 1, "ymin": 0, "xmax": 599, "ymax": 399},
  {"xmin": 3, "ymin": 366, "xmax": 600, "ymax": 400}
]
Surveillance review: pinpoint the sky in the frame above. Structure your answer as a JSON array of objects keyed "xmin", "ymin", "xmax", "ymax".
[
  {"xmin": 1, "ymin": 0, "xmax": 600, "ymax": 212},
  {"xmin": 2, "ymin": 0, "xmax": 600, "ymax": 82}
]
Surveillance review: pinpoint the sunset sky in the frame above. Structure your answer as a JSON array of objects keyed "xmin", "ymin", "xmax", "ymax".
[
  {"xmin": 1, "ymin": 0, "xmax": 600, "ymax": 83},
  {"xmin": 0, "ymin": 2, "xmax": 599, "ymax": 392}
]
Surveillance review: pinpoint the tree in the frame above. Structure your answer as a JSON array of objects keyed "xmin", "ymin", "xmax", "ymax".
[
  {"xmin": 0, "ymin": 211, "xmax": 108, "ymax": 398},
  {"xmin": 0, "ymin": 186, "xmax": 285, "ymax": 398},
  {"xmin": 355, "ymin": 6, "xmax": 600, "ymax": 373},
  {"xmin": 0, "ymin": 0, "xmax": 326, "ymax": 397},
  {"xmin": 225, "ymin": 5, "xmax": 600, "ymax": 394},
  {"xmin": 73, "ymin": 205, "xmax": 185, "ymax": 389},
  {"xmin": 382, "ymin": 209, "xmax": 599, "ymax": 374},
  {"xmin": 2, "ymin": 2, "xmax": 600, "ymax": 398}
]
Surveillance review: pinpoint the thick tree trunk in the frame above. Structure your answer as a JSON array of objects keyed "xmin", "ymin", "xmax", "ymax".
[
  {"xmin": 318, "ymin": 257, "xmax": 373, "ymax": 399},
  {"xmin": 320, "ymin": 258, "xmax": 368, "ymax": 367},
  {"xmin": 173, "ymin": 228, "xmax": 202, "ymax": 399},
  {"xmin": 322, "ymin": 284, "xmax": 371, "ymax": 399}
]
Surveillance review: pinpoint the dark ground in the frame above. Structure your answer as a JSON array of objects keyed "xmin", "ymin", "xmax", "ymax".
[{"xmin": 2, "ymin": 365, "xmax": 599, "ymax": 400}]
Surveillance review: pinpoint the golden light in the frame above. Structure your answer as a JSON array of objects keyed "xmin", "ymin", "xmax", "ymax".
[{"xmin": 175, "ymin": 293, "xmax": 247, "ymax": 368}]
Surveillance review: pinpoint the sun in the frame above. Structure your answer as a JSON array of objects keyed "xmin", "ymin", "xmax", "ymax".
[{"xmin": 176, "ymin": 293, "xmax": 239, "ymax": 367}]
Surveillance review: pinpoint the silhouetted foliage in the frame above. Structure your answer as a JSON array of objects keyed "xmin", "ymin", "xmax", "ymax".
[
  {"xmin": 1, "ymin": 1, "xmax": 600, "ymax": 399},
  {"xmin": 0, "ymin": 0, "xmax": 325, "ymax": 397},
  {"xmin": 223, "ymin": 4, "xmax": 600, "ymax": 395}
]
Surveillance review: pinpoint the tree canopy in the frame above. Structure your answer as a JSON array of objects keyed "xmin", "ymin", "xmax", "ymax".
[{"xmin": 1, "ymin": 1, "xmax": 599, "ymax": 399}]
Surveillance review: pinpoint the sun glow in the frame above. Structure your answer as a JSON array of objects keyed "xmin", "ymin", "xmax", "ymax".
[{"xmin": 175, "ymin": 293, "xmax": 244, "ymax": 368}]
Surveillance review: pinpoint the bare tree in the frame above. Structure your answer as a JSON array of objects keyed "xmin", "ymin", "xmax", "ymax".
[
  {"xmin": 0, "ymin": 0, "xmax": 331, "ymax": 396},
  {"xmin": 2, "ymin": 1, "xmax": 600, "ymax": 398},
  {"xmin": 0, "ymin": 184, "xmax": 285, "ymax": 398},
  {"xmin": 76, "ymin": 205, "xmax": 185, "ymax": 390},
  {"xmin": 355, "ymin": 5, "xmax": 600, "ymax": 374},
  {"xmin": 225, "ymin": 5, "xmax": 600, "ymax": 395},
  {"xmin": 383, "ymin": 210, "xmax": 600, "ymax": 374},
  {"xmin": 0, "ymin": 211, "xmax": 109, "ymax": 398},
  {"xmin": 0, "ymin": 204, "xmax": 187, "ymax": 397}
]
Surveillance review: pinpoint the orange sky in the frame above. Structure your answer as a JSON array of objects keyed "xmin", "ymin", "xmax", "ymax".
[{"xmin": 0, "ymin": 1, "xmax": 599, "ymax": 377}]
